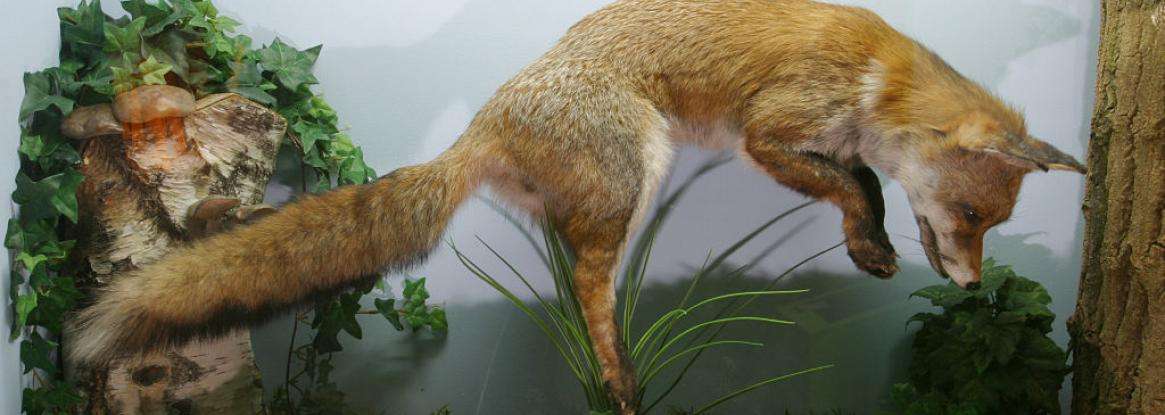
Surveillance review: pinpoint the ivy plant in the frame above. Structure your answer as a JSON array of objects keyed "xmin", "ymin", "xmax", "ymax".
[
  {"xmin": 10, "ymin": 1, "xmax": 446, "ymax": 413},
  {"xmin": 892, "ymin": 259, "xmax": 1070, "ymax": 415}
]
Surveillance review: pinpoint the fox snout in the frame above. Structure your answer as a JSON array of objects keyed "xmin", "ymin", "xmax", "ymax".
[{"xmin": 916, "ymin": 216, "xmax": 982, "ymax": 288}]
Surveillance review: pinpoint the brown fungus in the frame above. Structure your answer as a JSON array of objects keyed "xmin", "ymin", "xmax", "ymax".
[
  {"xmin": 61, "ymin": 104, "xmax": 123, "ymax": 139},
  {"xmin": 113, "ymin": 84, "xmax": 195, "ymax": 124}
]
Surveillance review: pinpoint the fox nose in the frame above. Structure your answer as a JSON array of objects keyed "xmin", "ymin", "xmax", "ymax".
[{"xmin": 965, "ymin": 281, "xmax": 981, "ymax": 290}]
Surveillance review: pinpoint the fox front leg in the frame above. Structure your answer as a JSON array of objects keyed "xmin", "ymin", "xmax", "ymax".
[
  {"xmin": 851, "ymin": 166, "xmax": 894, "ymax": 256},
  {"xmin": 743, "ymin": 138, "xmax": 899, "ymax": 278}
]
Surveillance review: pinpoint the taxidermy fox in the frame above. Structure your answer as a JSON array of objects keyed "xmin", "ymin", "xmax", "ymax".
[{"xmin": 68, "ymin": 0, "xmax": 1085, "ymax": 412}]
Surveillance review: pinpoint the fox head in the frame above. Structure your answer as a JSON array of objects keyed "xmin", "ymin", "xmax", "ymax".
[{"xmin": 884, "ymin": 111, "xmax": 1086, "ymax": 287}]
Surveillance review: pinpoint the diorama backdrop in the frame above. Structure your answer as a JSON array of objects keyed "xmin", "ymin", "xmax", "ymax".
[{"xmin": 2, "ymin": 1, "xmax": 1096, "ymax": 413}]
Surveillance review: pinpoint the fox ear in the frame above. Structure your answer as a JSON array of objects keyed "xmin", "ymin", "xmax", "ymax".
[{"xmin": 975, "ymin": 134, "xmax": 1087, "ymax": 174}]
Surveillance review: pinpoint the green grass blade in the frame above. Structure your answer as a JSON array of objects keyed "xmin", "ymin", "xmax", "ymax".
[
  {"xmin": 639, "ymin": 340, "xmax": 763, "ymax": 385},
  {"xmin": 691, "ymin": 365, "xmax": 835, "ymax": 415},
  {"xmin": 683, "ymin": 290, "xmax": 808, "ymax": 315},
  {"xmin": 644, "ymin": 316, "xmax": 794, "ymax": 376},
  {"xmin": 676, "ymin": 200, "xmax": 815, "ymax": 309},
  {"xmin": 631, "ymin": 309, "xmax": 687, "ymax": 359},
  {"xmin": 451, "ymin": 245, "xmax": 588, "ymax": 383},
  {"xmin": 478, "ymin": 196, "xmax": 551, "ymax": 271}
]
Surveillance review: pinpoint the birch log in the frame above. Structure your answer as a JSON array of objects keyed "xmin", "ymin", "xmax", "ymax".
[{"xmin": 71, "ymin": 92, "xmax": 286, "ymax": 414}]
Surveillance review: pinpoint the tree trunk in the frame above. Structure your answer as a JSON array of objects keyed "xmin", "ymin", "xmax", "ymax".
[
  {"xmin": 1068, "ymin": 1, "xmax": 1164, "ymax": 414},
  {"xmin": 70, "ymin": 93, "xmax": 286, "ymax": 414}
]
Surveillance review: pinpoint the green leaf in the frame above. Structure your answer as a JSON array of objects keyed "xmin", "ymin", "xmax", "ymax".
[
  {"xmin": 21, "ymin": 378, "xmax": 84, "ymax": 414},
  {"xmin": 910, "ymin": 284, "xmax": 973, "ymax": 308},
  {"xmin": 19, "ymin": 133, "xmax": 46, "ymax": 162},
  {"xmin": 20, "ymin": 332, "xmax": 58, "ymax": 375},
  {"xmin": 13, "ymin": 292, "xmax": 38, "ymax": 338},
  {"xmin": 291, "ymin": 121, "xmax": 329, "ymax": 153},
  {"xmin": 338, "ymin": 147, "xmax": 374, "ymax": 185},
  {"xmin": 374, "ymin": 298, "xmax": 404, "ymax": 331},
  {"xmin": 123, "ymin": 0, "xmax": 188, "ymax": 37},
  {"xmin": 19, "ymin": 72, "xmax": 75, "ymax": 121},
  {"xmin": 145, "ymin": 28, "xmax": 196, "ymax": 82},
  {"xmin": 258, "ymin": 38, "xmax": 319, "ymax": 90},
  {"xmin": 137, "ymin": 55, "xmax": 173, "ymax": 86},
  {"xmin": 214, "ymin": 15, "xmax": 240, "ymax": 33},
  {"xmin": 12, "ymin": 170, "xmax": 85, "ymax": 223},
  {"xmin": 58, "ymin": 0, "xmax": 107, "ymax": 65},
  {"xmin": 15, "ymin": 253, "xmax": 49, "ymax": 274},
  {"xmin": 429, "ymin": 308, "xmax": 448, "ymax": 332},
  {"xmin": 103, "ymin": 17, "xmax": 147, "ymax": 55},
  {"xmin": 226, "ymin": 61, "xmax": 276, "ymax": 105}
]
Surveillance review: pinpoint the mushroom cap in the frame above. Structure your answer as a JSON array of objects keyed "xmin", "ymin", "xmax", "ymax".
[
  {"xmin": 61, "ymin": 104, "xmax": 123, "ymax": 139},
  {"xmin": 113, "ymin": 85, "xmax": 195, "ymax": 124}
]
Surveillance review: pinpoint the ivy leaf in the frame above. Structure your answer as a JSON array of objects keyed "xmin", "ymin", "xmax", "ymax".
[
  {"xmin": 429, "ymin": 308, "xmax": 448, "ymax": 333},
  {"xmin": 15, "ymin": 253, "xmax": 49, "ymax": 274},
  {"xmin": 19, "ymin": 72, "xmax": 75, "ymax": 121},
  {"xmin": 374, "ymin": 298, "xmax": 404, "ymax": 331},
  {"xmin": 12, "ymin": 292, "xmax": 38, "ymax": 339},
  {"xmin": 58, "ymin": 0, "xmax": 106, "ymax": 65},
  {"xmin": 338, "ymin": 294, "xmax": 363, "ymax": 339},
  {"xmin": 12, "ymin": 170, "xmax": 85, "ymax": 223},
  {"xmin": 291, "ymin": 121, "xmax": 329, "ymax": 153},
  {"xmin": 173, "ymin": 0, "xmax": 213, "ymax": 30},
  {"xmin": 19, "ymin": 133, "xmax": 46, "ymax": 162},
  {"xmin": 4, "ymin": 219, "xmax": 56, "ymax": 252},
  {"xmin": 44, "ymin": 66, "xmax": 84, "ymax": 98},
  {"xmin": 137, "ymin": 55, "xmax": 173, "ymax": 86},
  {"xmin": 123, "ymin": 0, "xmax": 188, "ymax": 37},
  {"xmin": 146, "ymin": 28, "xmax": 197, "ymax": 82},
  {"xmin": 259, "ymin": 38, "xmax": 319, "ymax": 91},
  {"xmin": 103, "ymin": 17, "xmax": 147, "ymax": 55},
  {"xmin": 307, "ymin": 96, "xmax": 338, "ymax": 124},
  {"xmin": 339, "ymin": 147, "xmax": 375, "ymax": 185},
  {"xmin": 214, "ymin": 15, "xmax": 240, "ymax": 33},
  {"xmin": 20, "ymin": 332, "xmax": 58, "ymax": 375},
  {"xmin": 21, "ymin": 379, "xmax": 85, "ymax": 414},
  {"xmin": 226, "ymin": 61, "xmax": 276, "ymax": 105}
]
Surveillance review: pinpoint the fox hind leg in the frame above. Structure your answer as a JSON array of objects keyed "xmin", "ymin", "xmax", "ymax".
[{"xmin": 558, "ymin": 211, "xmax": 639, "ymax": 414}]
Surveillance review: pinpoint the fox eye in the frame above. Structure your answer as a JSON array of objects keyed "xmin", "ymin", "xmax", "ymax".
[
  {"xmin": 963, "ymin": 209, "xmax": 978, "ymax": 221},
  {"xmin": 955, "ymin": 203, "xmax": 980, "ymax": 224}
]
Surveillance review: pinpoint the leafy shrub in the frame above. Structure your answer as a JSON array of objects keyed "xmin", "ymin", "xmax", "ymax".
[{"xmin": 892, "ymin": 259, "xmax": 1069, "ymax": 415}]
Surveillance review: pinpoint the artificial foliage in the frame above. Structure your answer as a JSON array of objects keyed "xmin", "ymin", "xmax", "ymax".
[
  {"xmin": 892, "ymin": 259, "xmax": 1069, "ymax": 415},
  {"xmin": 10, "ymin": 1, "xmax": 445, "ymax": 413}
]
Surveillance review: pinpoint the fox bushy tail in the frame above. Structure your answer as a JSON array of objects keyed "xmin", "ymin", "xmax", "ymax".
[{"xmin": 67, "ymin": 146, "xmax": 479, "ymax": 365}]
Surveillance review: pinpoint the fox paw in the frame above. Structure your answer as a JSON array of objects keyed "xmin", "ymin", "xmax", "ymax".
[{"xmin": 846, "ymin": 235, "xmax": 899, "ymax": 279}]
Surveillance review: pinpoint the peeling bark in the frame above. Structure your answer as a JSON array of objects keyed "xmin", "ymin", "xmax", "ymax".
[
  {"xmin": 71, "ymin": 93, "xmax": 286, "ymax": 414},
  {"xmin": 1068, "ymin": 1, "xmax": 1165, "ymax": 414}
]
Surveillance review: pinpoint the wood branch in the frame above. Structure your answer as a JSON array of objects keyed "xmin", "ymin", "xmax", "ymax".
[
  {"xmin": 1068, "ymin": 1, "xmax": 1165, "ymax": 414},
  {"xmin": 71, "ymin": 91, "xmax": 287, "ymax": 414}
]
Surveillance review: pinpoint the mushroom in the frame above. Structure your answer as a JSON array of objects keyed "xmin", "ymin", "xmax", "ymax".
[
  {"xmin": 113, "ymin": 85, "xmax": 195, "ymax": 124},
  {"xmin": 234, "ymin": 204, "xmax": 277, "ymax": 224},
  {"xmin": 61, "ymin": 104, "xmax": 123, "ymax": 139},
  {"xmin": 186, "ymin": 196, "xmax": 241, "ymax": 239},
  {"xmin": 185, "ymin": 198, "xmax": 277, "ymax": 238}
]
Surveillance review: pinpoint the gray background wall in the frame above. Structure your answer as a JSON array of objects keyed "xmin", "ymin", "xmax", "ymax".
[{"xmin": 2, "ymin": 1, "xmax": 1097, "ymax": 414}]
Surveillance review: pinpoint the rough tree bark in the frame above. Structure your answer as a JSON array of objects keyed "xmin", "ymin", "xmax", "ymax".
[
  {"xmin": 69, "ymin": 92, "xmax": 286, "ymax": 414},
  {"xmin": 1068, "ymin": 1, "xmax": 1164, "ymax": 414}
]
